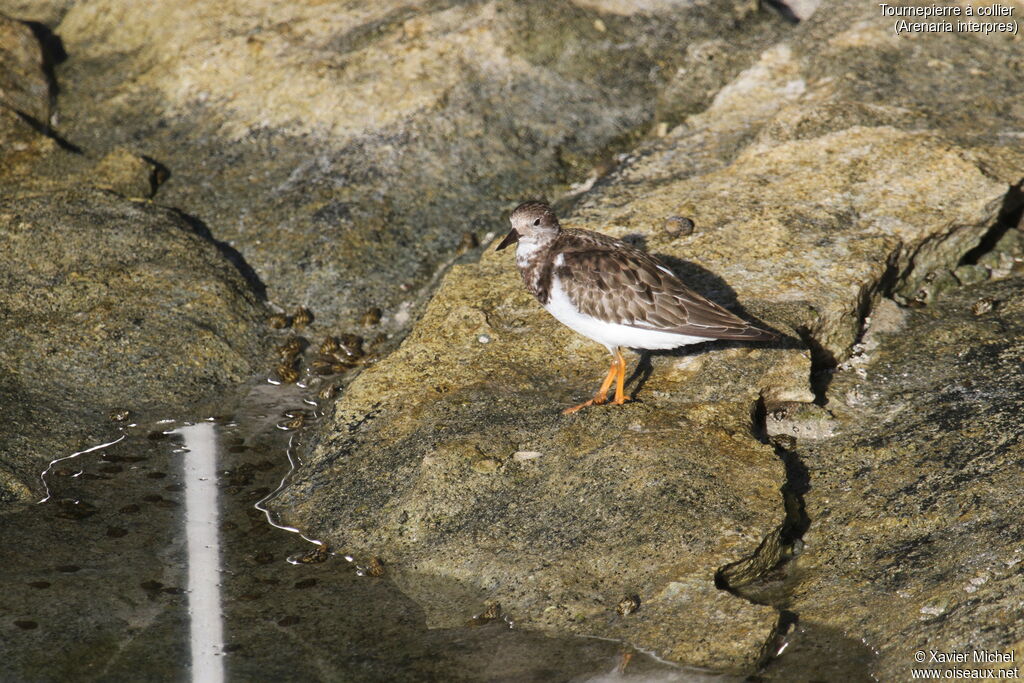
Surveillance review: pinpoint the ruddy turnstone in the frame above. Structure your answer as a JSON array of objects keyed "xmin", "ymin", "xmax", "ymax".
[{"xmin": 496, "ymin": 201, "xmax": 775, "ymax": 414}]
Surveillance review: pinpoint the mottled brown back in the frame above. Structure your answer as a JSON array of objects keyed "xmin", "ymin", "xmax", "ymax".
[{"xmin": 551, "ymin": 229, "xmax": 774, "ymax": 341}]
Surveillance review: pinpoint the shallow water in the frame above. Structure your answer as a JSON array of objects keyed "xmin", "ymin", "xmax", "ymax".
[{"xmin": 0, "ymin": 381, "xmax": 729, "ymax": 682}]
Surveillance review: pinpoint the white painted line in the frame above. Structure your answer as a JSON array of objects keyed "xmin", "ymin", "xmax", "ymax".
[{"xmin": 177, "ymin": 423, "xmax": 225, "ymax": 683}]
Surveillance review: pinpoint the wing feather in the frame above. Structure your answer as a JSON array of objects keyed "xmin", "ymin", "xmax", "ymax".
[{"xmin": 554, "ymin": 230, "xmax": 774, "ymax": 341}]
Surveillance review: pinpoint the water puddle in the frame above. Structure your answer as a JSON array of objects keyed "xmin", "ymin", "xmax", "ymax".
[{"xmin": 1, "ymin": 381, "xmax": 729, "ymax": 681}]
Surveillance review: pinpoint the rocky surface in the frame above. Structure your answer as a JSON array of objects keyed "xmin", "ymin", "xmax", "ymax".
[
  {"xmin": 0, "ymin": 1, "xmax": 790, "ymax": 505},
  {"xmin": 273, "ymin": 0, "xmax": 1023, "ymax": 675},
  {"xmin": 1, "ymin": 0, "xmax": 1022, "ymax": 677},
  {"xmin": 42, "ymin": 0, "xmax": 788, "ymax": 331},
  {"xmin": 2, "ymin": 13, "xmax": 271, "ymax": 506},
  {"xmin": 0, "ymin": 188, "xmax": 268, "ymax": 504},
  {"xmin": 757, "ymin": 272, "xmax": 1024, "ymax": 681}
]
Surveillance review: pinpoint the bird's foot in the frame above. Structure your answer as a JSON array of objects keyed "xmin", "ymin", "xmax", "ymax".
[
  {"xmin": 563, "ymin": 394, "xmax": 632, "ymax": 414},
  {"xmin": 562, "ymin": 397, "xmax": 603, "ymax": 415}
]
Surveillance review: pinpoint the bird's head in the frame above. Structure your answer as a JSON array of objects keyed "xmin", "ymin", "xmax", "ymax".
[{"xmin": 496, "ymin": 201, "xmax": 560, "ymax": 251}]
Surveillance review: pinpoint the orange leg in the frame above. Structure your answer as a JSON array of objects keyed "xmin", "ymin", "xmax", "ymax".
[
  {"xmin": 611, "ymin": 349, "xmax": 627, "ymax": 405},
  {"xmin": 563, "ymin": 349, "xmax": 629, "ymax": 414}
]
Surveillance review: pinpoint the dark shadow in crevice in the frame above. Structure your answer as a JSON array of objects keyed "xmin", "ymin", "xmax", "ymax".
[
  {"xmin": 140, "ymin": 155, "xmax": 172, "ymax": 196},
  {"xmin": 960, "ymin": 180, "xmax": 1024, "ymax": 265},
  {"xmin": 173, "ymin": 210, "xmax": 268, "ymax": 301},
  {"xmin": 714, "ymin": 397, "xmax": 813, "ymax": 670},
  {"xmin": 760, "ymin": 0, "xmax": 803, "ymax": 24},
  {"xmin": 13, "ymin": 110, "xmax": 82, "ymax": 153},
  {"xmin": 714, "ymin": 442, "xmax": 811, "ymax": 601},
  {"xmin": 794, "ymin": 325, "xmax": 835, "ymax": 406},
  {"xmin": 13, "ymin": 21, "xmax": 81, "ymax": 153},
  {"xmin": 23, "ymin": 20, "xmax": 67, "ymax": 101}
]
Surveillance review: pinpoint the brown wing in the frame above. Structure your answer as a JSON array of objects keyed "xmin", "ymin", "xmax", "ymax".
[{"xmin": 555, "ymin": 232, "xmax": 774, "ymax": 341}]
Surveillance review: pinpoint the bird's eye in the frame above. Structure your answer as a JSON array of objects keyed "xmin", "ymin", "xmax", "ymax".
[{"xmin": 533, "ymin": 218, "xmax": 540, "ymax": 226}]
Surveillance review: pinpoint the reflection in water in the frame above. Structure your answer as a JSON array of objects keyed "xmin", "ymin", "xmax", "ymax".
[
  {"xmin": 253, "ymin": 431, "xmax": 333, "ymax": 562},
  {"xmin": 177, "ymin": 423, "xmax": 224, "ymax": 683},
  {"xmin": 37, "ymin": 434, "xmax": 127, "ymax": 504}
]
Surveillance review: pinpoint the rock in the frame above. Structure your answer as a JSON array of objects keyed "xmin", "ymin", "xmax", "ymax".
[
  {"xmin": 0, "ymin": 188, "xmax": 267, "ymax": 505},
  {"xmin": 760, "ymin": 277, "xmax": 1024, "ymax": 681},
  {"xmin": 274, "ymin": 0, "xmax": 1019, "ymax": 674},
  {"xmin": 978, "ymin": 227, "xmax": 1024, "ymax": 281},
  {"xmin": 765, "ymin": 0, "xmax": 822, "ymax": 22},
  {"xmin": 764, "ymin": 401, "xmax": 835, "ymax": 441},
  {"xmin": 0, "ymin": 14, "xmax": 63, "ymax": 185},
  {"xmin": 91, "ymin": 147, "xmax": 165, "ymax": 198},
  {"xmin": 277, "ymin": 329, "xmax": 785, "ymax": 671},
  {"xmin": 953, "ymin": 264, "xmax": 990, "ymax": 287},
  {"xmin": 0, "ymin": 2, "xmax": 75, "ymax": 27},
  {"xmin": 49, "ymin": 0, "xmax": 790, "ymax": 330},
  {"xmin": 0, "ymin": 14, "xmax": 51, "ymax": 123}
]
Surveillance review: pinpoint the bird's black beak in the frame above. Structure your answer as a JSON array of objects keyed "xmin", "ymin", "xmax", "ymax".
[{"xmin": 495, "ymin": 228, "xmax": 520, "ymax": 251}]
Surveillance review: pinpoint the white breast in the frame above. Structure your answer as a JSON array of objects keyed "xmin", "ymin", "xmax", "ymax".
[
  {"xmin": 544, "ymin": 275, "xmax": 709, "ymax": 352},
  {"xmin": 515, "ymin": 237, "xmax": 544, "ymax": 268}
]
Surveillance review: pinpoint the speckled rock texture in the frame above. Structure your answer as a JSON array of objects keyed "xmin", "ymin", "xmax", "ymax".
[
  {"xmin": 273, "ymin": 0, "xmax": 1022, "ymax": 674},
  {"xmin": 41, "ymin": 0, "xmax": 787, "ymax": 331},
  {"xmin": 0, "ymin": 189, "xmax": 268, "ymax": 505},
  {"xmin": 760, "ymin": 274, "xmax": 1024, "ymax": 681}
]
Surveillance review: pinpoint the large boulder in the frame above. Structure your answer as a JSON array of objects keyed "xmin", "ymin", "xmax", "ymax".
[
  {"xmin": 0, "ymin": 188, "xmax": 268, "ymax": 505},
  {"xmin": 0, "ymin": 15, "xmax": 269, "ymax": 508}
]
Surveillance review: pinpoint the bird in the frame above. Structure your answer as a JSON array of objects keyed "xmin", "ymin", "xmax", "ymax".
[{"xmin": 496, "ymin": 200, "xmax": 776, "ymax": 414}]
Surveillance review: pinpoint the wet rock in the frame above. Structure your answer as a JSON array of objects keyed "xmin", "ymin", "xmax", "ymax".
[
  {"xmin": 49, "ymin": 0, "xmax": 789, "ymax": 330},
  {"xmin": 977, "ymin": 227, "xmax": 1024, "ymax": 281},
  {"xmin": 953, "ymin": 264, "xmax": 989, "ymax": 287},
  {"xmin": 765, "ymin": 277, "xmax": 1024, "ymax": 681},
  {"xmin": 0, "ymin": 188, "xmax": 266, "ymax": 505}
]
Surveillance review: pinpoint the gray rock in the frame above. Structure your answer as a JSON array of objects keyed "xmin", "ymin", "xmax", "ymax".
[
  {"xmin": 0, "ymin": 13, "xmax": 50, "ymax": 123},
  {"xmin": 764, "ymin": 401, "xmax": 835, "ymax": 441},
  {"xmin": 0, "ymin": 188, "xmax": 268, "ymax": 504},
  {"xmin": 759, "ymin": 276, "xmax": 1024, "ymax": 681},
  {"xmin": 0, "ymin": 1, "xmax": 74, "ymax": 27}
]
